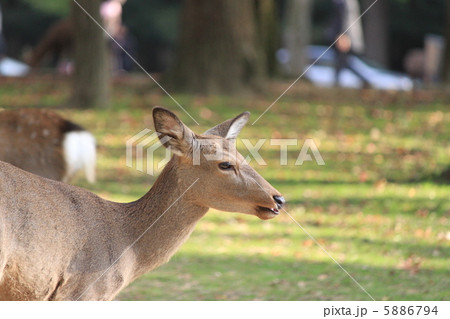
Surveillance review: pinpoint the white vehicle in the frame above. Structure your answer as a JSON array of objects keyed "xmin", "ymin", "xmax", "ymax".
[
  {"xmin": 277, "ymin": 45, "xmax": 413, "ymax": 91},
  {"xmin": 0, "ymin": 57, "xmax": 30, "ymax": 77}
]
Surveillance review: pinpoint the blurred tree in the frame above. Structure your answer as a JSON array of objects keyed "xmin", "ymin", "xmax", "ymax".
[
  {"xmin": 362, "ymin": 0, "xmax": 388, "ymax": 66},
  {"xmin": 283, "ymin": 0, "xmax": 311, "ymax": 76},
  {"xmin": 169, "ymin": 0, "xmax": 265, "ymax": 94},
  {"xmin": 389, "ymin": 0, "xmax": 445, "ymax": 71},
  {"xmin": 4, "ymin": 0, "xmax": 445, "ymax": 74},
  {"xmin": 255, "ymin": 0, "xmax": 279, "ymax": 77},
  {"xmin": 71, "ymin": 0, "xmax": 109, "ymax": 108},
  {"xmin": 444, "ymin": 0, "xmax": 450, "ymax": 83},
  {"xmin": 122, "ymin": 0, "xmax": 180, "ymax": 72}
]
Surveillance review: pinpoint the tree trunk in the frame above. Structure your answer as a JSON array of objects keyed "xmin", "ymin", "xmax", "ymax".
[
  {"xmin": 71, "ymin": 0, "xmax": 109, "ymax": 108},
  {"xmin": 443, "ymin": 0, "xmax": 450, "ymax": 83},
  {"xmin": 362, "ymin": 0, "xmax": 389, "ymax": 66},
  {"xmin": 255, "ymin": 0, "xmax": 279, "ymax": 77},
  {"xmin": 283, "ymin": 0, "xmax": 311, "ymax": 77},
  {"xmin": 169, "ymin": 0, "xmax": 265, "ymax": 94}
]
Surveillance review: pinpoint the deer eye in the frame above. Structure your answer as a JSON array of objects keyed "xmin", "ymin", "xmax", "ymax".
[{"xmin": 218, "ymin": 162, "xmax": 233, "ymax": 170}]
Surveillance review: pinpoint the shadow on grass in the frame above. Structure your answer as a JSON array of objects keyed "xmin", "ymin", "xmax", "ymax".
[
  {"xmin": 269, "ymin": 178, "xmax": 450, "ymax": 187},
  {"xmin": 194, "ymin": 231, "xmax": 450, "ymax": 260},
  {"xmin": 118, "ymin": 253, "xmax": 449, "ymax": 301},
  {"xmin": 283, "ymin": 197, "xmax": 448, "ymax": 217}
]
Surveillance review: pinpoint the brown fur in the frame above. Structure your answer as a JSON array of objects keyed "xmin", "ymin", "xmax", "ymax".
[
  {"xmin": 0, "ymin": 108, "xmax": 90, "ymax": 182},
  {"xmin": 0, "ymin": 107, "xmax": 283, "ymax": 300}
]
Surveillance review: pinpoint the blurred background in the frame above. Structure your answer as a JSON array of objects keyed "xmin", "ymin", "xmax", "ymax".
[
  {"xmin": 1, "ymin": 0, "xmax": 449, "ymax": 89},
  {"xmin": 0, "ymin": 0, "xmax": 448, "ymax": 300}
]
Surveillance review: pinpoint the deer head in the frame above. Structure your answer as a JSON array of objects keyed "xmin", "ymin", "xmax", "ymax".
[{"xmin": 153, "ymin": 107, "xmax": 285, "ymax": 220}]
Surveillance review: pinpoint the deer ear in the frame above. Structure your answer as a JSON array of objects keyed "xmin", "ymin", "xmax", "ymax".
[
  {"xmin": 204, "ymin": 111, "xmax": 250, "ymax": 139},
  {"xmin": 153, "ymin": 107, "xmax": 195, "ymax": 157}
]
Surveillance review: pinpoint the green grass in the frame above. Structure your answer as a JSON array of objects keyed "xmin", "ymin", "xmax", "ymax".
[{"xmin": 1, "ymin": 77, "xmax": 449, "ymax": 300}]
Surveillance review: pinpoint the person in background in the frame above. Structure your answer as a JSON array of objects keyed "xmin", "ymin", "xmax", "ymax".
[
  {"xmin": 101, "ymin": 0, "xmax": 125, "ymax": 36},
  {"xmin": 328, "ymin": 0, "xmax": 370, "ymax": 88},
  {"xmin": 101, "ymin": 0, "xmax": 133, "ymax": 72}
]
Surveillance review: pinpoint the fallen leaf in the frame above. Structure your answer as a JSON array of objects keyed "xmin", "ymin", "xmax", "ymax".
[{"xmin": 317, "ymin": 274, "xmax": 328, "ymax": 281}]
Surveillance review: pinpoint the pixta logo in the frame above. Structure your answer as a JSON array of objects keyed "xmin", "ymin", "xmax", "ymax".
[{"xmin": 126, "ymin": 129, "xmax": 325, "ymax": 176}]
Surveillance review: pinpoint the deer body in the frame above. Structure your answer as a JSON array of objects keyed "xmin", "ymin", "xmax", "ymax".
[
  {"xmin": 0, "ymin": 158, "xmax": 206, "ymax": 300},
  {"xmin": 0, "ymin": 107, "xmax": 284, "ymax": 300},
  {"xmin": 0, "ymin": 109, "xmax": 96, "ymax": 183}
]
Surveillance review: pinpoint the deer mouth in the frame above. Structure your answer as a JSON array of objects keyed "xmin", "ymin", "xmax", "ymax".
[{"xmin": 256, "ymin": 206, "xmax": 279, "ymax": 220}]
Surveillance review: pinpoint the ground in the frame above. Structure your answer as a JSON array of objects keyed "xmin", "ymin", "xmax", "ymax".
[{"xmin": 0, "ymin": 76, "xmax": 449, "ymax": 300}]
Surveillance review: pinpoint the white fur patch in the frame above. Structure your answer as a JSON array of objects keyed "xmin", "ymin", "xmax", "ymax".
[{"xmin": 62, "ymin": 131, "xmax": 96, "ymax": 183}]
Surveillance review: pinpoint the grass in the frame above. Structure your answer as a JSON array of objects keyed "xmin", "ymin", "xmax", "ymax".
[{"xmin": 0, "ymin": 76, "xmax": 449, "ymax": 300}]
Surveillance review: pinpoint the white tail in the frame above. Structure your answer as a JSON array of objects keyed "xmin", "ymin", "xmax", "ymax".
[
  {"xmin": 0, "ymin": 107, "xmax": 284, "ymax": 300},
  {"xmin": 63, "ymin": 131, "xmax": 96, "ymax": 183},
  {"xmin": 0, "ymin": 109, "xmax": 96, "ymax": 183}
]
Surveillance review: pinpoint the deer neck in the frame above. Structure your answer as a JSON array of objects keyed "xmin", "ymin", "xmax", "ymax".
[{"xmin": 124, "ymin": 157, "xmax": 208, "ymax": 278}]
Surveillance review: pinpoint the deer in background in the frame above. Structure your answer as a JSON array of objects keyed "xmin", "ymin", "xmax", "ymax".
[
  {"xmin": 0, "ymin": 108, "xmax": 96, "ymax": 183},
  {"xmin": 28, "ymin": 19, "xmax": 73, "ymax": 69},
  {"xmin": 0, "ymin": 107, "xmax": 284, "ymax": 300}
]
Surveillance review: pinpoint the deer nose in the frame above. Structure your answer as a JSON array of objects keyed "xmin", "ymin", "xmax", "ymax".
[{"xmin": 273, "ymin": 195, "xmax": 285, "ymax": 209}]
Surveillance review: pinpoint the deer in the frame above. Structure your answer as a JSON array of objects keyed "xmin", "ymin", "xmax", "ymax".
[
  {"xmin": 0, "ymin": 108, "xmax": 96, "ymax": 183},
  {"xmin": 28, "ymin": 19, "xmax": 73, "ymax": 69},
  {"xmin": 0, "ymin": 107, "xmax": 285, "ymax": 301}
]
